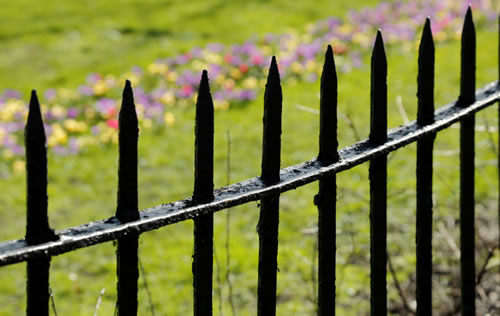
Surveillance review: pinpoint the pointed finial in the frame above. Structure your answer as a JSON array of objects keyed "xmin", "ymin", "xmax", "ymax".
[
  {"xmin": 116, "ymin": 80, "xmax": 139, "ymax": 222},
  {"xmin": 197, "ymin": 69, "xmax": 210, "ymax": 97},
  {"xmin": 458, "ymin": 5, "xmax": 476, "ymax": 106},
  {"xmin": 261, "ymin": 56, "xmax": 282, "ymax": 184},
  {"xmin": 266, "ymin": 56, "xmax": 280, "ymax": 89},
  {"xmin": 375, "ymin": 30, "xmax": 384, "ymax": 48},
  {"xmin": 463, "ymin": 5, "xmax": 475, "ymax": 36},
  {"xmin": 318, "ymin": 44, "xmax": 339, "ymax": 164},
  {"xmin": 193, "ymin": 70, "xmax": 214, "ymax": 202},
  {"xmin": 122, "ymin": 80, "xmax": 133, "ymax": 106},
  {"xmin": 423, "ymin": 17, "xmax": 431, "ymax": 34},
  {"xmin": 370, "ymin": 29, "xmax": 388, "ymax": 145},
  {"xmin": 372, "ymin": 30, "xmax": 387, "ymax": 65},
  {"xmin": 26, "ymin": 90, "xmax": 45, "ymax": 143},
  {"xmin": 28, "ymin": 90, "xmax": 41, "ymax": 121},
  {"xmin": 417, "ymin": 18, "xmax": 435, "ymax": 125}
]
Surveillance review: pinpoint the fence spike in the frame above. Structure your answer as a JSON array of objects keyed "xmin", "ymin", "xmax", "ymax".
[
  {"xmin": 193, "ymin": 70, "xmax": 214, "ymax": 316},
  {"xmin": 316, "ymin": 45, "xmax": 338, "ymax": 316},
  {"xmin": 257, "ymin": 56, "xmax": 282, "ymax": 316},
  {"xmin": 193, "ymin": 69, "xmax": 215, "ymax": 202},
  {"xmin": 370, "ymin": 30, "xmax": 388, "ymax": 144},
  {"xmin": 416, "ymin": 17, "xmax": 436, "ymax": 316},
  {"xmin": 417, "ymin": 17, "xmax": 435, "ymax": 125},
  {"xmin": 116, "ymin": 80, "xmax": 139, "ymax": 316},
  {"xmin": 25, "ymin": 90, "xmax": 56, "ymax": 316},
  {"xmin": 459, "ymin": 6, "xmax": 476, "ymax": 106},
  {"xmin": 318, "ymin": 44, "xmax": 339, "ymax": 164},
  {"xmin": 459, "ymin": 7, "xmax": 476, "ymax": 316},
  {"xmin": 25, "ymin": 90, "xmax": 56, "ymax": 243},
  {"xmin": 261, "ymin": 56, "xmax": 282, "ymax": 185},
  {"xmin": 369, "ymin": 29, "xmax": 388, "ymax": 316},
  {"xmin": 117, "ymin": 79, "xmax": 139, "ymax": 222}
]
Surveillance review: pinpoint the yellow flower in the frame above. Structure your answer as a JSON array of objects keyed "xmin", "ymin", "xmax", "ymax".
[
  {"xmin": 77, "ymin": 136, "xmax": 97, "ymax": 147},
  {"xmin": 51, "ymin": 105, "xmax": 66, "ymax": 118},
  {"xmin": 291, "ymin": 62, "xmax": 303, "ymax": 73},
  {"xmin": 93, "ymin": 80, "xmax": 109, "ymax": 96},
  {"xmin": 205, "ymin": 52, "xmax": 222, "ymax": 64},
  {"xmin": 305, "ymin": 60, "xmax": 316, "ymax": 72},
  {"xmin": 63, "ymin": 119, "xmax": 87, "ymax": 133},
  {"xmin": 85, "ymin": 108, "xmax": 95, "ymax": 119},
  {"xmin": 214, "ymin": 100, "xmax": 229, "ymax": 110},
  {"xmin": 3, "ymin": 149, "xmax": 13, "ymax": 159},
  {"xmin": 223, "ymin": 79, "xmax": 235, "ymax": 90},
  {"xmin": 160, "ymin": 92, "xmax": 176, "ymax": 106},
  {"xmin": 59, "ymin": 88, "xmax": 79, "ymax": 100},
  {"xmin": 352, "ymin": 33, "xmax": 370, "ymax": 47},
  {"xmin": 164, "ymin": 112, "xmax": 175, "ymax": 127},
  {"xmin": 338, "ymin": 24, "xmax": 352, "ymax": 35},
  {"xmin": 48, "ymin": 123, "xmax": 67, "ymax": 146},
  {"xmin": 215, "ymin": 74, "xmax": 225, "ymax": 85},
  {"xmin": 147, "ymin": 63, "xmax": 168, "ymax": 75},
  {"xmin": 167, "ymin": 72, "xmax": 178, "ymax": 82},
  {"xmin": 135, "ymin": 103, "xmax": 145, "ymax": 120},
  {"xmin": 230, "ymin": 68, "xmax": 242, "ymax": 80},
  {"xmin": 13, "ymin": 160, "xmax": 25, "ymax": 175},
  {"xmin": 192, "ymin": 60, "xmax": 207, "ymax": 72},
  {"xmin": 0, "ymin": 100, "xmax": 24, "ymax": 121},
  {"xmin": 243, "ymin": 77, "xmax": 258, "ymax": 89}
]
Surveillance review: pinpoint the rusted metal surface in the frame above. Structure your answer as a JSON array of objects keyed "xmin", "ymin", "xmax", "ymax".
[
  {"xmin": 0, "ymin": 81, "xmax": 498, "ymax": 267},
  {"xmin": 193, "ymin": 70, "xmax": 215, "ymax": 316},
  {"xmin": 316, "ymin": 45, "xmax": 338, "ymax": 316},
  {"xmin": 416, "ymin": 18, "xmax": 435, "ymax": 316},
  {"xmin": 257, "ymin": 56, "xmax": 282, "ymax": 316}
]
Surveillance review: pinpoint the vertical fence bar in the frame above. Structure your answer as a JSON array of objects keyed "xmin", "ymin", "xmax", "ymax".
[
  {"xmin": 25, "ymin": 90, "xmax": 57, "ymax": 316},
  {"xmin": 458, "ymin": 7, "xmax": 476, "ymax": 316},
  {"xmin": 315, "ymin": 45, "xmax": 339, "ymax": 316},
  {"xmin": 116, "ymin": 80, "xmax": 140, "ymax": 316},
  {"xmin": 193, "ymin": 70, "xmax": 215, "ymax": 316},
  {"xmin": 497, "ymin": 14, "xmax": 500, "ymax": 270},
  {"xmin": 369, "ymin": 30, "xmax": 388, "ymax": 316},
  {"xmin": 416, "ymin": 18, "xmax": 435, "ymax": 316},
  {"xmin": 257, "ymin": 56, "xmax": 282, "ymax": 316}
]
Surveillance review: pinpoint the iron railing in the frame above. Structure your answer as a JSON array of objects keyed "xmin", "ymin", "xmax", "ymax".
[{"xmin": 0, "ymin": 7, "xmax": 499, "ymax": 316}]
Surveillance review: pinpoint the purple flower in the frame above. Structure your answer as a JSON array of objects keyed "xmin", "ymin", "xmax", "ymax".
[
  {"xmin": 44, "ymin": 89, "xmax": 57, "ymax": 101},
  {"xmin": 78, "ymin": 85, "xmax": 94, "ymax": 96},
  {"xmin": 67, "ymin": 107, "xmax": 80, "ymax": 118},
  {"xmin": 2, "ymin": 89, "xmax": 21, "ymax": 100},
  {"xmin": 86, "ymin": 73, "xmax": 102, "ymax": 84},
  {"xmin": 95, "ymin": 98, "xmax": 116, "ymax": 114}
]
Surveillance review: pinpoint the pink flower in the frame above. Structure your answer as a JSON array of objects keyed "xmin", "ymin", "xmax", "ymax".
[
  {"xmin": 107, "ymin": 119, "xmax": 119, "ymax": 129},
  {"xmin": 224, "ymin": 54, "xmax": 233, "ymax": 64},
  {"xmin": 250, "ymin": 54, "xmax": 264, "ymax": 66}
]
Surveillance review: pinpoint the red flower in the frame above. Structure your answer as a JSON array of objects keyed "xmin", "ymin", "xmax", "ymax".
[{"xmin": 239, "ymin": 63, "xmax": 249, "ymax": 74}]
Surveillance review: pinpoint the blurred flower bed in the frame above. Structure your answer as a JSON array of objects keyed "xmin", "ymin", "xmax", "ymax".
[{"xmin": 0, "ymin": 0, "xmax": 497, "ymax": 171}]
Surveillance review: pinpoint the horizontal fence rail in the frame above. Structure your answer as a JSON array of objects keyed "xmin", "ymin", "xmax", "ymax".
[{"xmin": 0, "ymin": 81, "xmax": 498, "ymax": 267}]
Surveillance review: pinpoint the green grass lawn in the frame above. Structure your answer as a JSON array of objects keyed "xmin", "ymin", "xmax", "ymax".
[{"xmin": 0, "ymin": 1, "xmax": 499, "ymax": 315}]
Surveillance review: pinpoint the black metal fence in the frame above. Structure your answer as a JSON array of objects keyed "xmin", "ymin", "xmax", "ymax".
[{"xmin": 0, "ymin": 7, "xmax": 499, "ymax": 316}]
